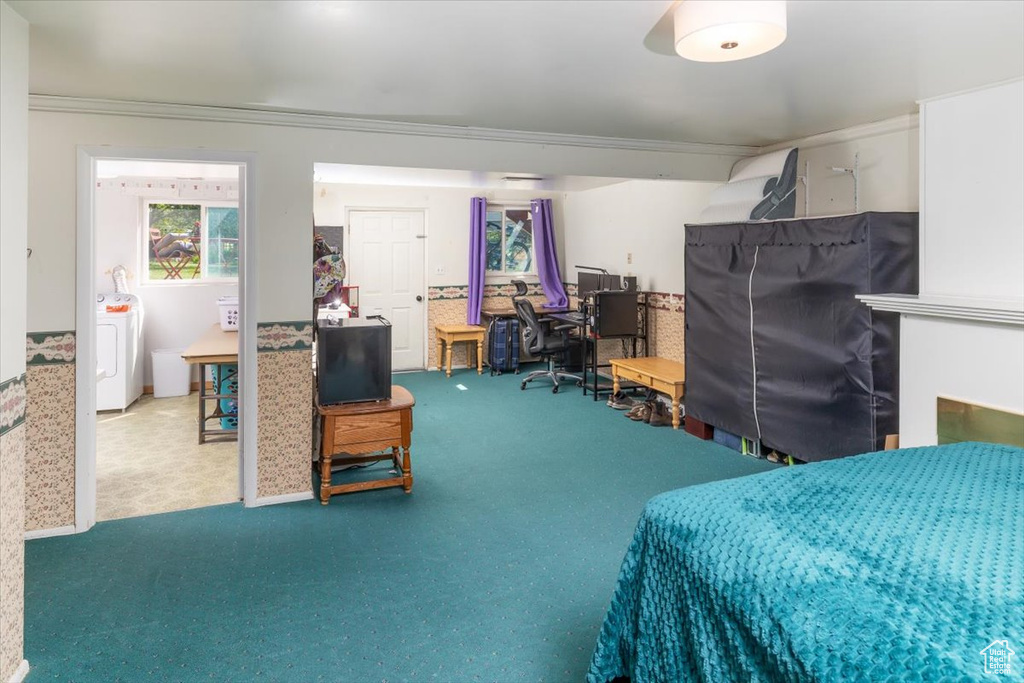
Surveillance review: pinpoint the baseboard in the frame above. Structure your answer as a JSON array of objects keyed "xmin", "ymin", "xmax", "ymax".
[
  {"xmin": 7, "ymin": 660, "xmax": 29, "ymax": 683},
  {"xmin": 426, "ymin": 363, "xmax": 478, "ymax": 372},
  {"xmin": 252, "ymin": 491, "xmax": 313, "ymax": 507},
  {"xmin": 24, "ymin": 524, "xmax": 77, "ymax": 541}
]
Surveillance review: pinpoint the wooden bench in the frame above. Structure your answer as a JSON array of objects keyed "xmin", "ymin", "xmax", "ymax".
[{"xmin": 609, "ymin": 357, "xmax": 686, "ymax": 429}]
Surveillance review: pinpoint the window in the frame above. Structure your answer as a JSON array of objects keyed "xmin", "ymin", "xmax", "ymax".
[
  {"xmin": 486, "ymin": 206, "xmax": 534, "ymax": 275},
  {"xmin": 146, "ymin": 201, "xmax": 239, "ymax": 281}
]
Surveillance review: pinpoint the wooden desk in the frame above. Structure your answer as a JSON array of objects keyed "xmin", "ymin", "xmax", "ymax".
[
  {"xmin": 609, "ymin": 357, "xmax": 686, "ymax": 429},
  {"xmin": 435, "ymin": 324, "xmax": 485, "ymax": 377},
  {"xmin": 181, "ymin": 324, "xmax": 239, "ymax": 444},
  {"xmin": 316, "ymin": 386, "xmax": 415, "ymax": 503}
]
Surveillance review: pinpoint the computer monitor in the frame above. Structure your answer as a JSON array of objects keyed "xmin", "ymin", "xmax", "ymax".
[
  {"xmin": 578, "ymin": 271, "xmax": 603, "ymax": 296},
  {"xmin": 579, "ymin": 271, "xmax": 622, "ymax": 294}
]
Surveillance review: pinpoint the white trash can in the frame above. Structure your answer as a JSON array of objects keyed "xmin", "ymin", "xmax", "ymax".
[{"xmin": 152, "ymin": 348, "xmax": 191, "ymax": 398}]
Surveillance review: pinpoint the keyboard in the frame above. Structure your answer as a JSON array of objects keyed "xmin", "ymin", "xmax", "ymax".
[{"xmin": 564, "ymin": 311, "xmax": 585, "ymax": 322}]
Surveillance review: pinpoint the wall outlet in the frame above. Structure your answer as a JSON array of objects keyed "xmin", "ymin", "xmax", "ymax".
[
  {"xmin": 434, "ymin": 266, "xmax": 445, "ymax": 275},
  {"xmin": 626, "ymin": 252, "xmax": 633, "ymax": 264}
]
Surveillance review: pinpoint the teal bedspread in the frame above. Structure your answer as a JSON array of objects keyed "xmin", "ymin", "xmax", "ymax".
[{"xmin": 588, "ymin": 442, "xmax": 1024, "ymax": 682}]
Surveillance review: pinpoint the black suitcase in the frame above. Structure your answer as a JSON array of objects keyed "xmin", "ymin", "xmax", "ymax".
[{"xmin": 488, "ymin": 317, "xmax": 520, "ymax": 375}]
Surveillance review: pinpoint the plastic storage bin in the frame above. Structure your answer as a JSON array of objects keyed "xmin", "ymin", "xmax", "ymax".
[
  {"xmin": 218, "ymin": 296, "xmax": 239, "ymax": 331},
  {"xmin": 211, "ymin": 363, "xmax": 239, "ymax": 430},
  {"xmin": 151, "ymin": 348, "xmax": 190, "ymax": 398}
]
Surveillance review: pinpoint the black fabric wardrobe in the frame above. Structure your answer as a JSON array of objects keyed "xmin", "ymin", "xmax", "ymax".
[{"xmin": 684, "ymin": 212, "xmax": 919, "ymax": 461}]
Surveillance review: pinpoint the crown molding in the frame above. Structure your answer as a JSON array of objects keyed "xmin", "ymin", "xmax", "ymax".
[
  {"xmin": 916, "ymin": 76, "xmax": 1023, "ymax": 105},
  {"xmin": 29, "ymin": 95, "xmax": 760, "ymax": 157},
  {"xmin": 759, "ymin": 113, "xmax": 920, "ymax": 153}
]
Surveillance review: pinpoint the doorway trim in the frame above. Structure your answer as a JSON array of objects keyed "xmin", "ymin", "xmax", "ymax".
[
  {"xmin": 75, "ymin": 147, "xmax": 258, "ymax": 533},
  {"xmin": 344, "ymin": 207, "xmax": 429, "ymax": 370}
]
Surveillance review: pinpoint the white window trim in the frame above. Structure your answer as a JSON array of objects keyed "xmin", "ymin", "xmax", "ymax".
[
  {"xmin": 485, "ymin": 204, "xmax": 537, "ymax": 278},
  {"xmin": 141, "ymin": 198, "xmax": 240, "ymax": 285}
]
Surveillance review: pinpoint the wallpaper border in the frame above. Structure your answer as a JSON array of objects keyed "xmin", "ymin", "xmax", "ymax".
[
  {"xmin": 429, "ymin": 282, "xmax": 556, "ymax": 301},
  {"xmin": 257, "ymin": 321, "xmax": 313, "ymax": 352},
  {"xmin": 26, "ymin": 331, "xmax": 76, "ymax": 365},
  {"xmin": 646, "ymin": 292, "xmax": 685, "ymax": 313},
  {"xmin": 0, "ymin": 373, "xmax": 28, "ymax": 436}
]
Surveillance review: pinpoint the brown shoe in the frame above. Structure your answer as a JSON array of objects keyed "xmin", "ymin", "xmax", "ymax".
[
  {"xmin": 629, "ymin": 402, "xmax": 653, "ymax": 422},
  {"xmin": 649, "ymin": 402, "xmax": 672, "ymax": 427}
]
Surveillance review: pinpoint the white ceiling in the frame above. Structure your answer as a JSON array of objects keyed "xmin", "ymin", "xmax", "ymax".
[
  {"xmin": 10, "ymin": 0, "xmax": 1024, "ymax": 147},
  {"xmin": 313, "ymin": 163, "xmax": 630, "ymax": 192}
]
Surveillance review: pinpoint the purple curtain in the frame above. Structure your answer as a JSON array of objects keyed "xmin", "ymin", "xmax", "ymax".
[
  {"xmin": 467, "ymin": 197, "xmax": 487, "ymax": 325},
  {"xmin": 530, "ymin": 198, "xmax": 569, "ymax": 308}
]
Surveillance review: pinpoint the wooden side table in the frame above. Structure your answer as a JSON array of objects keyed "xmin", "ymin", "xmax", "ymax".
[
  {"xmin": 609, "ymin": 357, "xmax": 686, "ymax": 429},
  {"xmin": 181, "ymin": 324, "xmax": 239, "ymax": 444},
  {"xmin": 435, "ymin": 324, "xmax": 485, "ymax": 377},
  {"xmin": 316, "ymin": 385, "xmax": 415, "ymax": 504}
]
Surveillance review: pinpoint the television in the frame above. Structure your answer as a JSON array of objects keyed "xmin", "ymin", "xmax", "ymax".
[{"xmin": 316, "ymin": 317, "xmax": 392, "ymax": 405}]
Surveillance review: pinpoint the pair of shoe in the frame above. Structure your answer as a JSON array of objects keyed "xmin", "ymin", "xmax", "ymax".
[
  {"xmin": 625, "ymin": 399, "xmax": 672, "ymax": 426},
  {"xmin": 607, "ymin": 391, "xmax": 635, "ymax": 410}
]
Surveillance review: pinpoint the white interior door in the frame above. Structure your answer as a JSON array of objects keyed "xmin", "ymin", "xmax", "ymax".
[{"xmin": 348, "ymin": 210, "xmax": 426, "ymax": 371}]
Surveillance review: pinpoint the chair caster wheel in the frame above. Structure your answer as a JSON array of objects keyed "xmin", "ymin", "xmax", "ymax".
[
  {"xmin": 520, "ymin": 382, "xmax": 526, "ymax": 390},
  {"xmin": 552, "ymin": 386, "xmax": 559, "ymax": 394},
  {"xmin": 576, "ymin": 381, "xmax": 583, "ymax": 387}
]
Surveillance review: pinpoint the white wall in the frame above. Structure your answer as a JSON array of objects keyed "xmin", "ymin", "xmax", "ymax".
[
  {"xmin": 561, "ymin": 179, "xmax": 717, "ymax": 294},
  {"xmin": 796, "ymin": 126, "xmax": 919, "ymax": 216},
  {"xmin": 1, "ymin": 1, "xmax": 28, "ymax": 380},
  {"xmin": 27, "ymin": 106, "xmax": 743, "ymax": 334},
  {"xmin": 95, "ymin": 184, "xmax": 239, "ymax": 384},
  {"xmin": 921, "ymin": 80, "xmax": 1024, "ymax": 299},
  {"xmin": 556, "ymin": 123, "xmax": 920, "ymax": 298},
  {"xmin": 314, "ymin": 183, "xmax": 564, "ymax": 288},
  {"xmin": 900, "ymin": 316, "xmax": 1024, "ymax": 446},
  {"xmin": 899, "ymin": 79, "xmax": 1024, "ymax": 446},
  {"xmin": 760, "ymin": 116, "xmax": 919, "ymax": 217},
  {"xmin": 0, "ymin": 5, "xmax": 28, "ymax": 682}
]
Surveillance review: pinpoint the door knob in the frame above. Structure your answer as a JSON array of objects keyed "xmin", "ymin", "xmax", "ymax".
[{"xmin": 416, "ymin": 295, "xmax": 423, "ymax": 302}]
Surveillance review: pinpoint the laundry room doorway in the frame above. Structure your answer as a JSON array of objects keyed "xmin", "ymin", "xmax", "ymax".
[{"xmin": 75, "ymin": 150, "xmax": 257, "ymax": 531}]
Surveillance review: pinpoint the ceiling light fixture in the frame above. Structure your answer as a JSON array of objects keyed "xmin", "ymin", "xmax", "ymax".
[{"xmin": 674, "ymin": 0, "xmax": 787, "ymax": 63}]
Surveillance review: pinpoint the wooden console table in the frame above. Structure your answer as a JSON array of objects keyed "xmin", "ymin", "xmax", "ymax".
[
  {"xmin": 435, "ymin": 324, "xmax": 485, "ymax": 377},
  {"xmin": 609, "ymin": 357, "xmax": 686, "ymax": 429},
  {"xmin": 316, "ymin": 385, "xmax": 415, "ymax": 504}
]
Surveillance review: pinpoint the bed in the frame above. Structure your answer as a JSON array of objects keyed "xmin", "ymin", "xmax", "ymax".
[{"xmin": 587, "ymin": 441, "xmax": 1024, "ymax": 682}]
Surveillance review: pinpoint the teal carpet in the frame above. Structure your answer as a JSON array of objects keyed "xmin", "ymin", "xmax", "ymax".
[{"xmin": 25, "ymin": 369, "xmax": 774, "ymax": 682}]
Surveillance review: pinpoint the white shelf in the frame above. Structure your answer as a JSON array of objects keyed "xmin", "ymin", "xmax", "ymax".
[{"xmin": 856, "ymin": 293, "xmax": 1024, "ymax": 327}]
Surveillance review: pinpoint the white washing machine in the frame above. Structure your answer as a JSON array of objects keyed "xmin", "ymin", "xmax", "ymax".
[{"xmin": 96, "ymin": 293, "xmax": 144, "ymax": 412}]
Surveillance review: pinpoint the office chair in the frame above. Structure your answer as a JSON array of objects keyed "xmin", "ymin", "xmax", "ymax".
[{"xmin": 511, "ymin": 280, "xmax": 582, "ymax": 394}]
